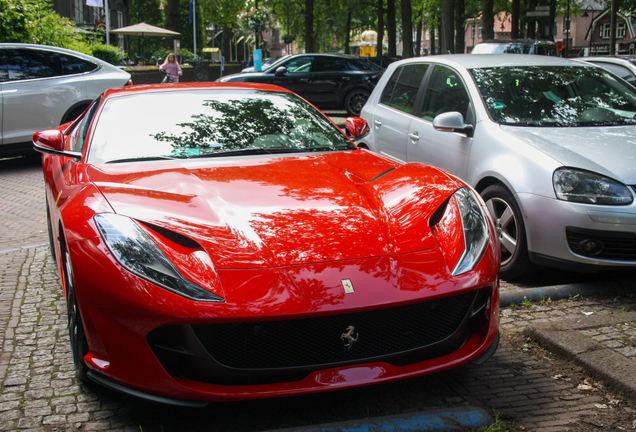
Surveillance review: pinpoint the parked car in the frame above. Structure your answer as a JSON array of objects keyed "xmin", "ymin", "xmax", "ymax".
[
  {"xmin": 0, "ymin": 43, "xmax": 131, "ymax": 158},
  {"xmin": 217, "ymin": 53, "xmax": 384, "ymax": 116},
  {"xmin": 472, "ymin": 39, "xmax": 557, "ymax": 56},
  {"xmin": 34, "ymin": 82, "xmax": 500, "ymax": 405},
  {"xmin": 240, "ymin": 56, "xmax": 286, "ymax": 73},
  {"xmin": 355, "ymin": 54, "xmax": 636, "ymax": 279},
  {"xmin": 578, "ymin": 56, "xmax": 636, "ymax": 86}
]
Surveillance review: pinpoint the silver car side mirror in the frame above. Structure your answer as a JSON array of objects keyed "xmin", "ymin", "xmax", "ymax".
[{"xmin": 433, "ymin": 111, "xmax": 474, "ymax": 138}]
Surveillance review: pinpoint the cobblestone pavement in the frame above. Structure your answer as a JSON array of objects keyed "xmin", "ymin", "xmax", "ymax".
[{"xmin": 1, "ymin": 155, "xmax": 636, "ymax": 431}]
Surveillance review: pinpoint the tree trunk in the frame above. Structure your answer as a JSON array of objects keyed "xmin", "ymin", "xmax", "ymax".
[
  {"xmin": 430, "ymin": 19, "xmax": 436, "ymax": 54},
  {"xmin": 387, "ymin": 0, "xmax": 396, "ymax": 57},
  {"xmin": 345, "ymin": 11, "xmax": 352, "ymax": 54},
  {"xmin": 376, "ymin": 0, "xmax": 384, "ymax": 56},
  {"xmin": 165, "ymin": 0, "xmax": 180, "ymax": 48},
  {"xmin": 481, "ymin": 0, "xmax": 494, "ymax": 41},
  {"xmin": 441, "ymin": 0, "xmax": 455, "ymax": 53},
  {"xmin": 511, "ymin": 0, "xmax": 520, "ymax": 38},
  {"xmin": 401, "ymin": 0, "xmax": 413, "ymax": 58},
  {"xmin": 415, "ymin": 12, "xmax": 423, "ymax": 56},
  {"xmin": 304, "ymin": 0, "xmax": 314, "ymax": 52},
  {"xmin": 454, "ymin": 0, "xmax": 465, "ymax": 53}
]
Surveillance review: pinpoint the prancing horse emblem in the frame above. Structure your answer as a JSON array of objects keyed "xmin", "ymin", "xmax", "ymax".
[{"xmin": 341, "ymin": 325, "xmax": 359, "ymax": 349}]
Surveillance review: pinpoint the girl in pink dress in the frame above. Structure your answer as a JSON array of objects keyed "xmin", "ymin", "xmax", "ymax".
[{"xmin": 159, "ymin": 53, "xmax": 182, "ymax": 83}]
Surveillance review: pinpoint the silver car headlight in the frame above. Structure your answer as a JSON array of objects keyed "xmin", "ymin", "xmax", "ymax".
[
  {"xmin": 94, "ymin": 214, "xmax": 224, "ymax": 302},
  {"xmin": 553, "ymin": 168, "xmax": 633, "ymax": 205},
  {"xmin": 453, "ymin": 188, "xmax": 490, "ymax": 276}
]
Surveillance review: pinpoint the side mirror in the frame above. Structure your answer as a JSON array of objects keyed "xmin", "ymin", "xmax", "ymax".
[
  {"xmin": 275, "ymin": 66, "xmax": 287, "ymax": 77},
  {"xmin": 32, "ymin": 129, "xmax": 82, "ymax": 159},
  {"xmin": 345, "ymin": 117, "xmax": 370, "ymax": 138},
  {"xmin": 433, "ymin": 111, "xmax": 474, "ymax": 137}
]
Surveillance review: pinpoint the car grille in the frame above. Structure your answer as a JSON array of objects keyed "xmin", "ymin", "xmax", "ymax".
[
  {"xmin": 147, "ymin": 288, "xmax": 489, "ymax": 385},
  {"xmin": 566, "ymin": 227, "xmax": 636, "ymax": 261}
]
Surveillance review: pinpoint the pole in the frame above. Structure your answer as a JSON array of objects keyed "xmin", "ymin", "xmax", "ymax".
[
  {"xmin": 564, "ymin": 0, "xmax": 569, "ymax": 57},
  {"xmin": 105, "ymin": 0, "xmax": 110, "ymax": 45},
  {"xmin": 193, "ymin": 0, "xmax": 197, "ymax": 57}
]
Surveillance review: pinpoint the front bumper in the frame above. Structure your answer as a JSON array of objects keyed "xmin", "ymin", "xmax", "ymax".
[
  {"xmin": 519, "ymin": 192, "xmax": 636, "ymax": 269},
  {"xmin": 70, "ymin": 238, "xmax": 500, "ymax": 404}
]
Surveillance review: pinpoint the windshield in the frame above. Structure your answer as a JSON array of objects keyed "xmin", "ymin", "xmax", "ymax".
[
  {"xmin": 472, "ymin": 42, "xmax": 533, "ymax": 54},
  {"xmin": 88, "ymin": 89, "xmax": 355, "ymax": 164},
  {"xmin": 471, "ymin": 65, "xmax": 636, "ymax": 127}
]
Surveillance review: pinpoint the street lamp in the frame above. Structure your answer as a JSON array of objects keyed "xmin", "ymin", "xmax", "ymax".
[
  {"xmin": 272, "ymin": 1, "xmax": 300, "ymax": 55},
  {"xmin": 583, "ymin": 5, "xmax": 595, "ymax": 55},
  {"xmin": 323, "ymin": 18, "xmax": 336, "ymax": 52}
]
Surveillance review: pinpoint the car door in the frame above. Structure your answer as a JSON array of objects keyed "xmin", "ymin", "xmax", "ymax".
[
  {"xmin": 407, "ymin": 64, "xmax": 474, "ymax": 179},
  {"xmin": 2, "ymin": 48, "xmax": 86, "ymax": 146},
  {"xmin": 308, "ymin": 56, "xmax": 351, "ymax": 108},
  {"xmin": 257, "ymin": 56, "xmax": 315, "ymax": 101},
  {"xmin": 367, "ymin": 63, "xmax": 429, "ymax": 162}
]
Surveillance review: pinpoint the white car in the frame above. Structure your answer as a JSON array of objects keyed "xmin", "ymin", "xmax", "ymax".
[
  {"xmin": 353, "ymin": 54, "xmax": 636, "ymax": 279},
  {"xmin": 0, "ymin": 43, "xmax": 131, "ymax": 158}
]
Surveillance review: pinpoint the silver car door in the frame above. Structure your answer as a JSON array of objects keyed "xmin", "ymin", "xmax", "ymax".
[
  {"xmin": 407, "ymin": 64, "xmax": 473, "ymax": 179},
  {"xmin": 369, "ymin": 63, "xmax": 429, "ymax": 162}
]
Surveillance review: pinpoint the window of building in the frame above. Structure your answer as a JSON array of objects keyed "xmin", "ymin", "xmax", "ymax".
[
  {"xmin": 601, "ymin": 23, "xmax": 611, "ymax": 39},
  {"xmin": 617, "ymin": 22, "xmax": 626, "ymax": 38}
]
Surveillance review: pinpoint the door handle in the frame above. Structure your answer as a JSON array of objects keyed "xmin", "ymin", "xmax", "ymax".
[
  {"xmin": 374, "ymin": 118, "xmax": 382, "ymax": 127},
  {"xmin": 299, "ymin": 78, "xmax": 310, "ymax": 82},
  {"xmin": 408, "ymin": 132, "xmax": 420, "ymax": 142}
]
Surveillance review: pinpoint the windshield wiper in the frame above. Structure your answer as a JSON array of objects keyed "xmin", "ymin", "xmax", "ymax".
[
  {"xmin": 188, "ymin": 148, "xmax": 310, "ymax": 158},
  {"xmin": 106, "ymin": 156, "xmax": 179, "ymax": 164}
]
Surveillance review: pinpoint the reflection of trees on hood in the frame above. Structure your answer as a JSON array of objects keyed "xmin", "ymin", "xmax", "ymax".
[{"xmin": 153, "ymin": 98, "xmax": 304, "ymax": 151}]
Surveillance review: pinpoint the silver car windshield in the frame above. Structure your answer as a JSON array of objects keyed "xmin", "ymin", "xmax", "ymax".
[
  {"xmin": 471, "ymin": 66, "xmax": 636, "ymax": 127},
  {"xmin": 88, "ymin": 89, "xmax": 355, "ymax": 164}
]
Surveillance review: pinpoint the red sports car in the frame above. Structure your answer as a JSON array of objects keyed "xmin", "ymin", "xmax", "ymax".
[{"xmin": 34, "ymin": 82, "xmax": 500, "ymax": 407}]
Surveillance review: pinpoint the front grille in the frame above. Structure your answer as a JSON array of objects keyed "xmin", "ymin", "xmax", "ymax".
[
  {"xmin": 566, "ymin": 227, "xmax": 636, "ymax": 261},
  {"xmin": 147, "ymin": 288, "xmax": 488, "ymax": 385},
  {"xmin": 193, "ymin": 292, "xmax": 475, "ymax": 369}
]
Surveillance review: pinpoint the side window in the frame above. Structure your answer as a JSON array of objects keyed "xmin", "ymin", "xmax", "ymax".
[
  {"xmin": 591, "ymin": 63, "xmax": 636, "ymax": 86},
  {"xmin": 283, "ymin": 56, "xmax": 314, "ymax": 73},
  {"xmin": 420, "ymin": 66, "xmax": 470, "ymax": 121},
  {"xmin": 72, "ymin": 98, "xmax": 101, "ymax": 153},
  {"xmin": 61, "ymin": 54, "xmax": 98, "ymax": 75},
  {"xmin": 0, "ymin": 50, "xmax": 8, "ymax": 83},
  {"xmin": 6, "ymin": 49, "xmax": 63, "ymax": 81},
  {"xmin": 380, "ymin": 67, "xmax": 402, "ymax": 105},
  {"xmin": 313, "ymin": 57, "xmax": 348, "ymax": 72},
  {"xmin": 386, "ymin": 64, "xmax": 428, "ymax": 114},
  {"xmin": 347, "ymin": 59, "xmax": 382, "ymax": 71}
]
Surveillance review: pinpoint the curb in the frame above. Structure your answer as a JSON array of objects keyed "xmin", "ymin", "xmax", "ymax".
[
  {"xmin": 523, "ymin": 311, "xmax": 636, "ymax": 402},
  {"xmin": 263, "ymin": 405, "xmax": 494, "ymax": 432},
  {"xmin": 499, "ymin": 275, "xmax": 636, "ymax": 307}
]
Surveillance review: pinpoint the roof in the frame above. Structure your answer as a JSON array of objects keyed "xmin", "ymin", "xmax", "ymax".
[
  {"xmin": 100, "ymin": 82, "xmax": 293, "ymax": 99},
  {"xmin": 392, "ymin": 54, "xmax": 594, "ymax": 70}
]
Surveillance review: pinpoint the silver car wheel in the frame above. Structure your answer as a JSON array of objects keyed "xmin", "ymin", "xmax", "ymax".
[
  {"xmin": 481, "ymin": 184, "xmax": 533, "ymax": 280},
  {"xmin": 485, "ymin": 197, "xmax": 518, "ymax": 266}
]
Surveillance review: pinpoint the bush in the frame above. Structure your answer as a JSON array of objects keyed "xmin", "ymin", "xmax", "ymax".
[{"xmin": 91, "ymin": 44, "xmax": 126, "ymax": 65}]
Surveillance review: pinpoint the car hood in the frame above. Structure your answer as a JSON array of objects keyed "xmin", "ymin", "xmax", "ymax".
[
  {"xmin": 87, "ymin": 151, "xmax": 461, "ymax": 269},
  {"xmin": 502, "ymin": 125, "xmax": 636, "ymax": 184}
]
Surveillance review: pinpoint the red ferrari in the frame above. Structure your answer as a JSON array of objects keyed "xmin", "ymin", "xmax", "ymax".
[{"xmin": 34, "ymin": 82, "xmax": 500, "ymax": 407}]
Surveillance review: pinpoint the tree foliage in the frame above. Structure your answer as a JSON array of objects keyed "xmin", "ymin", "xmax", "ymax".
[{"xmin": 0, "ymin": 0, "xmax": 79, "ymax": 46}]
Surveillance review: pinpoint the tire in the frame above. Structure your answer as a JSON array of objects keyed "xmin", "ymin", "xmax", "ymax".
[
  {"xmin": 46, "ymin": 202, "xmax": 56, "ymax": 266},
  {"xmin": 344, "ymin": 89, "xmax": 370, "ymax": 117},
  {"xmin": 62, "ymin": 105, "xmax": 88, "ymax": 124},
  {"xmin": 61, "ymin": 237, "xmax": 90, "ymax": 382},
  {"xmin": 481, "ymin": 184, "xmax": 534, "ymax": 280}
]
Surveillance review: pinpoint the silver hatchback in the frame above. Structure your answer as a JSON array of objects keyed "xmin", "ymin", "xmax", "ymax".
[
  {"xmin": 0, "ymin": 43, "xmax": 131, "ymax": 158},
  {"xmin": 355, "ymin": 54, "xmax": 636, "ymax": 279}
]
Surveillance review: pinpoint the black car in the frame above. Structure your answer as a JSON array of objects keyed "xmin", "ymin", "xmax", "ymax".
[{"xmin": 216, "ymin": 53, "xmax": 384, "ymax": 116}]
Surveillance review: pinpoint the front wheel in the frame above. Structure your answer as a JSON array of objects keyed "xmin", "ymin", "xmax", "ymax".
[
  {"xmin": 61, "ymin": 238, "xmax": 89, "ymax": 382},
  {"xmin": 481, "ymin": 184, "xmax": 534, "ymax": 280},
  {"xmin": 344, "ymin": 89, "xmax": 370, "ymax": 117}
]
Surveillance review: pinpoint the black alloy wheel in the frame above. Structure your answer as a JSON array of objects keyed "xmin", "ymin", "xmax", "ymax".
[{"xmin": 344, "ymin": 89, "xmax": 371, "ymax": 116}]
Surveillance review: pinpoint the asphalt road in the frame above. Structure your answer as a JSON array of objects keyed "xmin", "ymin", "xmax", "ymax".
[{"xmin": 1, "ymin": 154, "xmax": 635, "ymax": 432}]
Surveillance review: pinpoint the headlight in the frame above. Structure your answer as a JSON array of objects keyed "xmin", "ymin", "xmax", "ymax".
[
  {"xmin": 94, "ymin": 214, "xmax": 224, "ymax": 302},
  {"xmin": 452, "ymin": 188, "xmax": 490, "ymax": 276},
  {"xmin": 553, "ymin": 168, "xmax": 633, "ymax": 205}
]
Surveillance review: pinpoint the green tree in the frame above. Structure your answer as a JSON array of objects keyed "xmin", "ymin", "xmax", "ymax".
[{"xmin": 0, "ymin": 0, "xmax": 80, "ymax": 46}]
